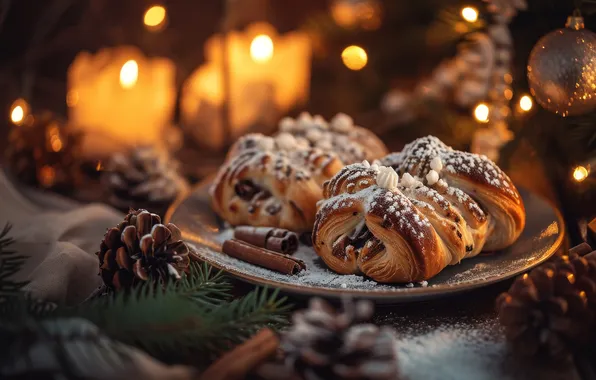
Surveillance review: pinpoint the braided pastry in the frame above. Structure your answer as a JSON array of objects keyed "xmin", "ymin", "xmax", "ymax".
[
  {"xmin": 210, "ymin": 134, "xmax": 343, "ymax": 232},
  {"xmin": 277, "ymin": 112, "xmax": 388, "ymax": 164},
  {"xmin": 312, "ymin": 136, "xmax": 525, "ymax": 283},
  {"xmin": 381, "ymin": 136, "xmax": 525, "ymax": 250}
]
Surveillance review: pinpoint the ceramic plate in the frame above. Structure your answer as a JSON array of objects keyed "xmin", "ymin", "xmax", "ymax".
[{"xmin": 166, "ymin": 181, "xmax": 564, "ymax": 303}]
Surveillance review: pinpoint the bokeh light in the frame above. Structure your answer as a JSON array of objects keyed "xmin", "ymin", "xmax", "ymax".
[
  {"xmin": 519, "ymin": 95, "xmax": 533, "ymax": 112},
  {"xmin": 250, "ymin": 34, "xmax": 274, "ymax": 63},
  {"xmin": 474, "ymin": 103, "xmax": 490, "ymax": 123},
  {"xmin": 461, "ymin": 7, "xmax": 479, "ymax": 23},
  {"xmin": 10, "ymin": 98, "xmax": 29, "ymax": 125},
  {"xmin": 144, "ymin": 5, "xmax": 167, "ymax": 31},
  {"xmin": 341, "ymin": 45, "xmax": 368, "ymax": 70},
  {"xmin": 573, "ymin": 166, "xmax": 589, "ymax": 182}
]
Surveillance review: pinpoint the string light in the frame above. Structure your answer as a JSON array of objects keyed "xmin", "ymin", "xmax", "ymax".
[
  {"xmin": 250, "ymin": 34, "xmax": 274, "ymax": 63},
  {"xmin": 341, "ymin": 45, "xmax": 368, "ymax": 70},
  {"xmin": 474, "ymin": 103, "xmax": 490, "ymax": 123},
  {"xmin": 120, "ymin": 60, "xmax": 139, "ymax": 89},
  {"xmin": 573, "ymin": 165, "xmax": 589, "ymax": 182},
  {"xmin": 461, "ymin": 7, "xmax": 479, "ymax": 23},
  {"xmin": 519, "ymin": 95, "xmax": 533, "ymax": 112},
  {"xmin": 10, "ymin": 98, "xmax": 29, "ymax": 125},
  {"xmin": 144, "ymin": 5, "xmax": 167, "ymax": 31}
]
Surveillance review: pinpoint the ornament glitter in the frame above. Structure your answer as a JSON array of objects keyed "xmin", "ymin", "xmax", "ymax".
[{"xmin": 527, "ymin": 15, "xmax": 596, "ymax": 117}]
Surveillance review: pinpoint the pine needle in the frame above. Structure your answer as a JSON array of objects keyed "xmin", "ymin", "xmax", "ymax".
[
  {"xmin": 56, "ymin": 264, "xmax": 289, "ymax": 364},
  {"xmin": 177, "ymin": 262, "xmax": 232, "ymax": 307},
  {"xmin": 0, "ymin": 223, "xmax": 29, "ymax": 303}
]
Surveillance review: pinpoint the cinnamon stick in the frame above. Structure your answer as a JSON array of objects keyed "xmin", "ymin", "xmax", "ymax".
[
  {"xmin": 234, "ymin": 226, "xmax": 299, "ymax": 255},
  {"xmin": 200, "ymin": 328, "xmax": 280, "ymax": 380},
  {"xmin": 570, "ymin": 242, "xmax": 593, "ymax": 256},
  {"xmin": 222, "ymin": 239, "xmax": 306, "ymax": 275}
]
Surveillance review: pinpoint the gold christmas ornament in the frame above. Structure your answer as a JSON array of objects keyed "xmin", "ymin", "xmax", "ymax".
[{"xmin": 527, "ymin": 14, "xmax": 596, "ymax": 117}]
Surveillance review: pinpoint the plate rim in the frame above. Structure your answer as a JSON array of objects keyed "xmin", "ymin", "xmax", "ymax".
[{"xmin": 166, "ymin": 179, "xmax": 566, "ymax": 300}]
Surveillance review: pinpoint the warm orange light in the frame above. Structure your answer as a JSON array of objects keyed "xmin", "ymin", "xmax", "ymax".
[
  {"xmin": 10, "ymin": 98, "xmax": 29, "ymax": 125},
  {"xmin": 66, "ymin": 90, "xmax": 79, "ymax": 107},
  {"xmin": 461, "ymin": 7, "xmax": 479, "ymax": 23},
  {"xmin": 341, "ymin": 45, "xmax": 368, "ymax": 70},
  {"xmin": 96, "ymin": 161, "xmax": 103, "ymax": 171},
  {"xmin": 573, "ymin": 166, "xmax": 589, "ymax": 182},
  {"xmin": 39, "ymin": 165, "xmax": 56, "ymax": 188},
  {"xmin": 144, "ymin": 5, "xmax": 166, "ymax": 30},
  {"xmin": 504, "ymin": 73, "xmax": 513, "ymax": 84},
  {"xmin": 120, "ymin": 60, "xmax": 139, "ymax": 89},
  {"xmin": 474, "ymin": 103, "xmax": 490, "ymax": 123},
  {"xmin": 250, "ymin": 34, "xmax": 274, "ymax": 63},
  {"xmin": 519, "ymin": 95, "xmax": 533, "ymax": 112},
  {"xmin": 504, "ymin": 89, "xmax": 513, "ymax": 100},
  {"xmin": 50, "ymin": 136, "xmax": 63, "ymax": 152}
]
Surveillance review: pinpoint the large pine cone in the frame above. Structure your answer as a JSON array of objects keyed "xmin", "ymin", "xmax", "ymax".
[
  {"xmin": 96, "ymin": 209, "xmax": 192, "ymax": 290},
  {"xmin": 282, "ymin": 298, "xmax": 399, "ymax": 380},
  {"xmin": 4, "ymin": 111, "xmax": 82, "ymax": 192},
  {"xmin": 102, "ymin": 147, "xmax": 189, "ymax": 214},
  {"xmin": 497, "ymin": 248, "xmax": 596, "ymax": 359}
]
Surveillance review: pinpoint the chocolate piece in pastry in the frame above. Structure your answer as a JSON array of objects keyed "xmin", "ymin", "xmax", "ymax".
[
  {"xmin": 381, "ymin": 136, "xmax": 525, "ymax": 250},
  {"xmin": 211, "ymin": 136, "xmax": 343, "ymax": 232},
  {"xmin": 312, "ymin": 162, "xmax": 490, "ymax": 283},
  {"xmin": 277, "ymin": 112, "xmax": 388, "ymax": 164}
]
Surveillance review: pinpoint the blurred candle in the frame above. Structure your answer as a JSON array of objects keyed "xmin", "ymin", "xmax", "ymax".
[
  {"xmin": 68, "ymin": 46, "xmax": 175, "ymax": 158},
  {"xmin": 181, "ymin": 23, "xmax": 311, "ymax": 150}
]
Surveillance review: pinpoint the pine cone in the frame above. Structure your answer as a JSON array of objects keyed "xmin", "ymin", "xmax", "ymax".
[
  {"xmin": 4, "ymin": 111, "xmax": 82, "ymax": 192},
  {"xmin": 102, "ymin": 147, "xmax": 189, "ymax": 214},
  {"xmin": 96, "ymin": 209, "xmax": 192, "ymax": 291},
  {"xmin": 497, "ymin": 246, "xmax": 596, "ymax": 360},
  {"xmin": 282, "ymin": 298, "xmax": 399, "ymax": 380}
]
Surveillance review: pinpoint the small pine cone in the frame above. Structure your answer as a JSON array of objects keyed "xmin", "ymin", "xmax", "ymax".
[
  {"xmin": 4, "ymin": 111, "xmax": 82, "ymax": 192},
  {"xmin": 497, "ymin": 249, "xmax": 596, "ymax": 360},
  {"xmin": 102, "ymin": 147, "xmax": 189, "ymax": 214},
  {"xmin": 96, "ymin": 209, "xmax": 192, "ymax": 290},
  {"xmin": 282, "ymin": 298, "xmax": 399, "ymax": 380}
]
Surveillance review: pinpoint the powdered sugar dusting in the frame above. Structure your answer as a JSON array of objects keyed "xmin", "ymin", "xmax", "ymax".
[{"xmin": 274, "ymin": 112, "xmax": 387, "ymax": 164}]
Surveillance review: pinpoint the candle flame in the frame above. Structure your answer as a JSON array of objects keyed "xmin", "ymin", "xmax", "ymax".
[
  {"xmin": 342, "ymin": 45, "xmax": 368, "ymax": 71},
  {"xmin": 10, "ymin": 98, "xmax": 29, "ymax": 125},
  {"xmin": 11, "ymin": 106, "xmax": 24, "ymax": 124},
  {"xmin": 144, "ymin": 5, "xmax": 166, "ymax": 29},
  {"xmin": 474, "ymin": 103, "xmax": 490, "ymax": 123},
  {"xmin": 250, "ymin": 34, "xmax": 274, "ymax": 63},
  {"xmin": 573, "ymin": 165, "xmax": 589, "ymax": 182},
  {"xmin": 120, "ymin": 60, "xmax": 139, "ymax": 89},
  {"xmin": 461, "ymin": 7, "xmax": 478, "ymax": 23},
  {"xmin": 519, "ymin": 95, "xmax": 533, "ymax": 112}
]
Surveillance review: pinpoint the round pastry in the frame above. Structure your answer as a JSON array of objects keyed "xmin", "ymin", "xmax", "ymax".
[
  {"xmin": 277, "ymin": 112, "xmax": 388, "ymax": 164},
  {"xmin": 211, "ymin": 135, "xmax": 343, "ymax": 232},
  {"xmin": 381, "ymin": 136, "xmax": 525, "ymax": 250}
]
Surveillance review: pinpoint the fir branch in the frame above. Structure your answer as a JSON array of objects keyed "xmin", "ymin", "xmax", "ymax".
[
  {"xmin": 176, "ymin": 262, "xmax": 233, "ymax": 307},
  {"xmin": 54, "ymin": 264, "xmax": 289, "ymax": 364},
  {"xmin": 0, "ymin": 223, "xmax": 28, "ymax": 303}
]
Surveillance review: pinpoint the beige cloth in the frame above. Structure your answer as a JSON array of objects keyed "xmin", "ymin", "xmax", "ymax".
[{"xmin": 0, "ymin": 169, "xmax": 123, "ymax": 305}]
